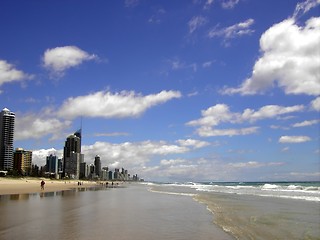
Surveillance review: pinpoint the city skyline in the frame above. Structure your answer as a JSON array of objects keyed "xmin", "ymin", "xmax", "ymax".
[{"xmin": 0, "ymin": 0, "xmax": 319, "ymax": 182}]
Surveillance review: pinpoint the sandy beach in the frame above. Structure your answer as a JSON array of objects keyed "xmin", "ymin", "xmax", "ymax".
[{"xmin": 0, "ymin": 177, "xmax": 99, "ymax": 195}]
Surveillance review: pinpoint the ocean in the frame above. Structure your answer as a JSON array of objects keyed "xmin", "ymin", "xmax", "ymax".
[
  {"xmin": 0, "ymin": 181, "xmax": 319, "ymax": 240},
  {"xmin": 148, "ymin": 181, "xmax": 320, "ymax": 240}
]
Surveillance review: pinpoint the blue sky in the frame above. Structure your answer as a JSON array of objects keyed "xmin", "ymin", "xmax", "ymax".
[{"xmin": 0, "ymin": 0, "xmax": 319, "ymax": 182}]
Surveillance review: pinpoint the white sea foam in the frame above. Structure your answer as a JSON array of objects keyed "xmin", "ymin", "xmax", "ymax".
[{"xmin": 167, "ymin": 182, "xmax": 320, "ymax": 202}]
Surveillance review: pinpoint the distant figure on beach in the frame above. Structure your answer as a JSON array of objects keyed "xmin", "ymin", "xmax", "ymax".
[{"xmin": 40, "ymin": 180, "xmax": 45, "ymax": 190}]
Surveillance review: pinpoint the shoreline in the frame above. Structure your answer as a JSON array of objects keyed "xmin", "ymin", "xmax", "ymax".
[{"xmin": 0, "ymin": 177, "xmax": 100, "ymax": 195}]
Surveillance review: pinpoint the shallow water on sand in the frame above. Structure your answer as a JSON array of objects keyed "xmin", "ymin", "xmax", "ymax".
[
  {"xmin": 150, "ymin": 183, "xmax": 320, "ymax": 240},
  {"xmin": 0, "ymin": 184, "xmax": 233, "ymax": 240}
]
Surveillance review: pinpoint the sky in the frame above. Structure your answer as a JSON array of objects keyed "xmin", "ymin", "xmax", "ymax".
[{"xmin": 0, "ymin": 0, "xmax": 319, "ymax": 182}]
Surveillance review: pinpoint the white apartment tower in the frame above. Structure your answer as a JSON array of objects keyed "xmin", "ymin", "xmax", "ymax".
[{"xmin": 0, "ymin": 108, "xmax": 15, "ymax": 170}]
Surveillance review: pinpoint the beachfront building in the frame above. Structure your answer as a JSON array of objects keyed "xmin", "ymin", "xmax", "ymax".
[
  {"xmin": 63, "ymin": 132, "xmax": 84, "ymax": 179},
  {"xmin": 80, "ymin": 162, "xmax": 87, "ymax": 179},
  {"xmin": 108, "ymin": 170, "xmax": 113, "ymax": 180},
  {"xmin": 46, "ymin": 154, "xmax": 62, "ymax": 179},
  {"xmin": 0, "ymin": 108, "xmax": 15, "ymax": 171},
  {"xmin": 94, "ymin": 155, "xmax": 101, "ymax": 177},
  {"xmin": 13, "ymin": 148, "xmax": 32, "ymax": 175}
]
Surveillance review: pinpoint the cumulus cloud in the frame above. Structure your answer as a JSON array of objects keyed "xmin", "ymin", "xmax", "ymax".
[
  {"xmin": 176, "ymin": 139, "xmax": 210, "ymax": 149},
  {"xmin": 241, "ymin": 104, "xmax": 304, "ymax": 122},
  {"xmin": 187, "ymin": 103, "xmax": 303, "ymax": 127},
  {"xmin": 32, "ymin": 148, "xmax": 62, "ymax": 166},
  {"xmin": 310, "ymin": 97, "xmax": 320, "ymax": 111},
  {"xmin": 279, "ymin": 135, "xmax": 311, "ymax": 143},
  {"xmin": 81, "ymin": 140, "xmax": 189, "ymax": 169},
  {"xmin": 208, "ymin": 19, "xmax": 254, "ymax": 42},
  {"xmin": 292, "ymin": 119, "xmax": 320, "ymax": 127},
  {"xmin": 222, "ymin": 16, "xmax": 320, "ymax": 95},
  {"xmin": 15, "ymin": 113, "xmax": 72, "ymax": 140},
  {"xmin": 187, "ymin": 103, "xmax": 304, "ymax": 137},
  {"xmin": 188, "ymin": 16, "xmax": 207, "ymax": 33},
  {"xmin": 42, "ymin": 46, "xmax": 97, "ymax": 77},
  {"xmin": 0, "ymin": 60, "xmax": 32, "ymax": 87},
  {"xmin": 58, "ymin": 90, "xmax": 181, "ymax": 119}
]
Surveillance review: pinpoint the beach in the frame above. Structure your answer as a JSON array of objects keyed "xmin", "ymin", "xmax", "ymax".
[
  {"xmin": 0, "ymin": 182, "xmax": 234, "ymax": 240},
  {"xmin": 0, "ymin": 177, "xmax": 99, "ymax": 195},
  {"xmin": 0, "ymin": 180, "xmax": 319, "ymax": 239}
]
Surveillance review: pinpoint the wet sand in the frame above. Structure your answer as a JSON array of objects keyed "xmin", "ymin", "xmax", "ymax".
[
  {"xmin": 0, "ymin": 183, "xmax": 234, "ymax": 240},
  {"xmin": 0, "ymin": 177, "xmax": 99, "ymax": 195}
]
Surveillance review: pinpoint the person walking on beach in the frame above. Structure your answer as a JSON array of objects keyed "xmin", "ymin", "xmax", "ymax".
[{"xmin": 40, "ymin": 180, "xmax": 45, "ymax": 190}]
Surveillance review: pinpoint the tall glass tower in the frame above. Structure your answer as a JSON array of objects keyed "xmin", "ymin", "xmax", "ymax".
[
  {"xmin": 0, "ymin": 108, "xmax": 15, "ymax": 170},
  {"xmin": 63, "ymin": 130, "xmax": 83, "ymax": 179}
]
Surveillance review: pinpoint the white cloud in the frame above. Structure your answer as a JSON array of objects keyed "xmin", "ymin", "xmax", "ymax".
[
  {"xmin": 222, "ymin": 17, "xmax": 320, "ymax": 95},
  {"xmin": 208, "ymin": 18, "xmax": 254, "ymax": 40},
  {"xmin": 187, "ymin": 104, "xmax": 235, "ymax": 127},
  {"xmin": 221, "ymin": 0, "xmax": 240, "ymax": 9},
  {"xmin": 292, "ymin": 119, "xmax": 320, "ymax": 127},
  {"xmin": 42, "ymin": 46, "xmax": 97, "ymax": 77},
  {"xmin": 57, "ymin": 90, "xmax": 181, "ymax": 119},
  {"xmin": 204, "ymin": 0, "xmax": 214, "ymax": 9},
  {"xmin": 176, "ymin": 139, "xmax": 210, "ymax": 149},
  {"xmin": 293, "ymin": 0, "xmax": 320, "ymax": 19},
  {"xmin": 188, "ymin": 16, "xmax": 207, "ymax": 33},
  {"xmin": 168, "ymin": 58, "xmax": 197, "ymax": 72},
  {"xmin": 228, "ymin": 161, "xmax": 284, "ymax": 168},
  {"xmin": 81, "ymin": 140, "xmax": 189, "ymax": 169},
  {"xmin": 279, "ymin": 135, "xmax": 311, "ymax": 143},
  {"xmin": 187, "ymin": 103, "xmax": 303, "ymax": 127},
  {"xmin": 195, "ymin": 126, "xmax": 259, "ymax": 137},
  {"xmin": 27, "ymin": 140, "xmax": 191, "ymax": 173},
  {"xmin": 15, "ymin": 114, "xmax": 72, "ymax": 140},
  {"xmin": 202, "ymin": 61, "xmax": 213, "ymax": 68},
  {"xmin": 160, "ymin": 159, "xmax": 187, "ymax": 166},
  {"xmin": 241, "ymin": 104, "xmax": 304, "ymax": 122},
  {"xmin": 187, "ymin": 103, "xmax": 304, "ymax": 137},
  {"xmin": 281, "ymin": 147, "xmax": 290, "ymax": 152},
  {"xmin": 32, "ymin": 148, "xmax": 62, "ymax": 166},
  {"xmin": 310, "ymin": 97, "xmax": 320, "ymax": 111},
  {"xmin": 0, "ymin": 60, "xmax": 32, "ymax": 87}
]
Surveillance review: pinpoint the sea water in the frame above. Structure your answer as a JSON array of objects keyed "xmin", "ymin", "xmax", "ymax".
[{"xmin": 148, "ymin": 181, "xmax": 320, "ymax": 240}]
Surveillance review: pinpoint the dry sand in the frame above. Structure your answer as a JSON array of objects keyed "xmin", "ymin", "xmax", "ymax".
[{"xmin": 0, "ymin": 177, "xmax": 99, "ymax": 195}]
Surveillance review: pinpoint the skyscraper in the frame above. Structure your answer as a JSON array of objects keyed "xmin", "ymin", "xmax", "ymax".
[
  {"xmin": 94, "ymin": 155, "xmax": 101, "ymax": 177},
  {"xmin": 63, "ymin": 131, "xmax": 83, "ymax": 179},
  {"xmin": 0, "ymin": 108, "xmax": 15, "ymax": 171}
]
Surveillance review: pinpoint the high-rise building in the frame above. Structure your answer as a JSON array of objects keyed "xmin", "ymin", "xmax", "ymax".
[
  {"xmin": 94, "ymin": 155, "xmax": 101, "ymax": 177},
  {"xmin": 0, "ymin": 108, "xmax": 15, "ymax": 171},
  {"xmin": 46, "ymin": 154, "xmax": 59, "ymax": 177},
  {"xmin": 63, "ymin": 131, "xmax": 84, "ymax": 179},
  {"xmin": 13, "ymin": 148, "xmax": 32, "ymax": 175}
]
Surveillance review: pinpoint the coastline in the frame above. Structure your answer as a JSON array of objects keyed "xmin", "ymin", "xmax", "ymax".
[{"xmin": 0, "ymin": 177, "xmax": 99, "ymax": 195}]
